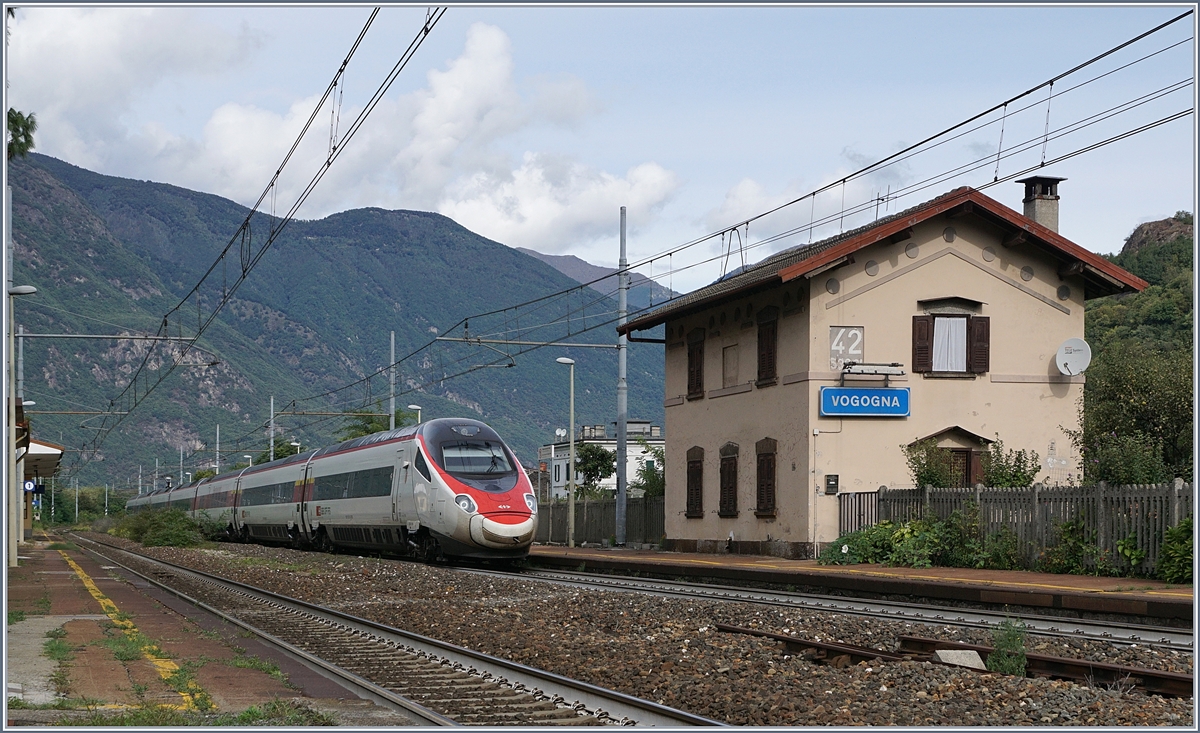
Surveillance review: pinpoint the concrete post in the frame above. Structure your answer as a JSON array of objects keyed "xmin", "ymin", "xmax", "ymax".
[
  {"xmin": 615, "ymin": 206, "xmax": 628, "ymax": 546},
  {"xmin": 389, "ymin": 331, "xmax": 396, "ymax": 431},
  {"xmin": 1096, "ymin": 480, "xmax": 1108, "ymax": 563},
  {"xmin": 922, "ymin": 484, "xmax": 931, "ymax": 520}
]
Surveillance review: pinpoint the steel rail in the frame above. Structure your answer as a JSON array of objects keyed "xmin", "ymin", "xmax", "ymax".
[
  {"xmin": 476, "ymin": 568, "xmax": 1193, "ymax": 651},
  {"xmin": 895, "ymin": 635, "xmax": 1194, "ymax": 698},
  {"xmin": 72, "ymin": 536, "xmax": 455, "ymax": 726},
  {"xmin": 77, "ymin": 536, "xmax": 724, "ymax": 727},
  {"xmin": 715, "ymin": 623, "xmax": 1194, "ymax": 698}
]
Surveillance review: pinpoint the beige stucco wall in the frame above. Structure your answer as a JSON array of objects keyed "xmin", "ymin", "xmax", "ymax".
[{"xmin": 662, "ymin": 211, "xmax": 1087, "ymax": 551}]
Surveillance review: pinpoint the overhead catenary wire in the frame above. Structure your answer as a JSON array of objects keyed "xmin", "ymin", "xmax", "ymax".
[
  {"xmin": 65, "ymin": 9, "xmax": 1193, "ymax": 472},
  {"xmin": 218, "ymin": 97, "xmax": 1187, "ymax": 466},
  {"xmin": 60, "ymin": 8, "xmax": 449, "ymax": 475}
]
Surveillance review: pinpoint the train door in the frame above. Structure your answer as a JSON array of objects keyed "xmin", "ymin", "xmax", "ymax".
[
  {"xmin": 297, "ymin": 459, "xmax": 313, "ymax": 541},
  {"xmin": 394, "ymin": 444, "xmax": 418, "ymax": 530},
  {"xmin": 231, "ymin": 476, "xmax": 244, "ymax": 535}
]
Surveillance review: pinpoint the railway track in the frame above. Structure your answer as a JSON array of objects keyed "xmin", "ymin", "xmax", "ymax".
[
  {"xmin": 476, "ymin": 568, "xmax": 1194, "ymax": 652},
  {"xmin": 74, "ymin": 536, "xmax": 723, "ymax": 727},
  {"xmin": 716, "ymin": 623, "xmax": 1194, "ymax": 698}
]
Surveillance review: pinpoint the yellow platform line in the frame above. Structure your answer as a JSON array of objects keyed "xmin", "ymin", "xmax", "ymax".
[{"xmin": 57, "ymin": 550, "xmax": 206, "ymax": 711}]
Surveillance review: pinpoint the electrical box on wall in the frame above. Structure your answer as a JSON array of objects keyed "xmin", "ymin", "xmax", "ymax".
[{"xmin": 824, "ymin": 474, "xmax": 839, "ymax": 495}]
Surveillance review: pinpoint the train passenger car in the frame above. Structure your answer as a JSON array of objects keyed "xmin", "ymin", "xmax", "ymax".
[{"xmin": 232, "ymin": 452, "xmax": 312, "ymax": 544}]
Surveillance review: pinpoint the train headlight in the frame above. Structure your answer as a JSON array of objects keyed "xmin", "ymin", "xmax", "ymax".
[
  {"xmin": 524, "ymin": 493, "xmax": 537, "ymax": 513},
  {"xmin": 453, "ymin": 494, "xmax": 477, "ymax": 514}
]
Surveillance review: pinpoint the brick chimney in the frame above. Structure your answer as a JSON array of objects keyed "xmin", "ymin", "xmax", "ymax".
[{"xmin": 1015, "ymin": 176, "xmax": 1066, "ymax": 233}]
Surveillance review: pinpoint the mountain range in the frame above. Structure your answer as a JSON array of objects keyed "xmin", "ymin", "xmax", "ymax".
[{"xmin": 9, "ymin": 153, "xmax": 666, "ymax": 487}]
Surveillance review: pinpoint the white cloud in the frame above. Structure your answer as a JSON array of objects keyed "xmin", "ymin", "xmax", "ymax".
[
  {"xmin": 8, "ymin": 8, "xmax": 262, "ymax": 171},
  {"xmin": 9, "ymin": 12, "xmax": 678, "ymax": 255},
  {"xmin": 438, "ymin": 153, "xmax": 678, "ymax": 252}
]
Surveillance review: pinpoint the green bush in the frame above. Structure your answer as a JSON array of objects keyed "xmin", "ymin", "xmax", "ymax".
[
  {"xmin": 886, "ymin": 520, "xmax": 939, "ymax": 568},
  {"xmin": 1157, "ymin": 516, "xmax": 1193, "ymax": 584},
  {"xmin": 112, "ymin": 509, "xmax": 203, "ymax": 548},
  {"xmin": 986, "ymin": 618, "xmax": 1028, "ymax": 676},
  {"xmin": 818, "ymin": 521, "xmax": 895, "ymax": 565},
  {"xmin": 979, "ymin": 526, "xmax": 1025, "ymax": 570},
  {"xmin": 1036, "ymin": 517, "xmax": 1122, "ymax": 577},
  {"xmin": 901, "ymin": 438, "xmax": 952, "ymax": 488},
  {"xmin": 980, "ymin": 438, "xmax": 1040, "ymax": 488},
  {"xmin": 932, "ymin": 505, "xmax": 985, "ymax": 568}
]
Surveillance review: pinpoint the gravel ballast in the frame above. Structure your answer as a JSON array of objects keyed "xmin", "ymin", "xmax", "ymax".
[{"xmin": 88, "ymin": 537, "xmax": 1193, "ymax": 727}]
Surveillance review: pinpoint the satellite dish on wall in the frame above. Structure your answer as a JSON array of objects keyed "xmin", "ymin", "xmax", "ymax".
[{"xmin": 1055, "ymin": 338, "xmax": 1092, "ymax": 375}]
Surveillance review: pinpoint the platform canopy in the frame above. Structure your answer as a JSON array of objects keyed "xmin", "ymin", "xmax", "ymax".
[{"xmin": 20, "ymin": 438, "xmax": 64, "ymax": 481}]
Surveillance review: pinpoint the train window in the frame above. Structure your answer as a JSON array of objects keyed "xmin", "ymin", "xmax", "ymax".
[
  {"xmin": 414, "ymin": 450, "xmax": 432, "ymax": 482},
  {"xmin": 348, "ymin": 467, "xmax": 394, "ymax": 498},
  {"xmin": 315, "ymin": 473, "xmax": 350, "ymax": 501},
  {"xmin": 440, "ymin": 440, "xmax": 513, "ymax": 476}
]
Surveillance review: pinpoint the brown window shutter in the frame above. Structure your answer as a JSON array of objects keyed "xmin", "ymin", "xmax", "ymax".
[
  {"xmin": 757, "ymin": 319, "xmax": 778, "ymax": 382},
  {"xmin": 719, "ymin": 455, "xmax": 738, "ymax": 516},
  {"xmin": 686, "ymin": 446, "xmax": 704, "ymax": 517},
  {"xmin": 967, "ymin": 316, "xmax": 990, "ymax": 373},
  {"xmin": 687, "ymin": 342, "xmax": 704, "ymax": 397},
  {"xmin": 756, "ymin": 451, "xmax": 776, "ymax": 514},
  {"xmin": 912, "ymin": 315, "xmax": 933, "ymax": 372}
]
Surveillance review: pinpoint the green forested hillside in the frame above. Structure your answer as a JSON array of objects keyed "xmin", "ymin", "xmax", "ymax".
[
  {"xmin": 10, "ymin": 154, "xmax": 665, "ymax": 486},
  {"xmin": 1076, "ymin": 211, "xmax": 1193, "ymax": 483}
]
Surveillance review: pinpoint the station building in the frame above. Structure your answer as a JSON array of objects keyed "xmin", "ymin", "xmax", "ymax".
[{"xmin": 618, "ymin": 179, "xmax": 1146, "ymax": 558}]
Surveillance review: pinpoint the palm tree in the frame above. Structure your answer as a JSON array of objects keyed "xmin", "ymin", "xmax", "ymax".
[{"xmin": 7, "ymin": 108, "xmax": 37, "ymax": 160}]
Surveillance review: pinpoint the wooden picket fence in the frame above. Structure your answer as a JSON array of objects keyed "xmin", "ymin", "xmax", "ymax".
[
  {"xmin": 852, "ymin": 479, "xmax": 1193, "ymax": 575},
  {"xmin": 535, "ymin": 496, "xmax": 666, "ymax": 547}
]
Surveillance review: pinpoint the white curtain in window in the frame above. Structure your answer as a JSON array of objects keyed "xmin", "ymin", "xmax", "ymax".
[{"xmin": 932, "ymin": 317, "xmax": 967, "ymax": 372}]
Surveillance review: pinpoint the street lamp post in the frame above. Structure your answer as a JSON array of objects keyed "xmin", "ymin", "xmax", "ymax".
[
  {"xmin": 556, "ymin": 357, "xmax": 576, "ymax": 548},
  {"xmin": 243, "ymin": 454, "xmax": 252, "ymax": 467},
  {"xmin": 8, "ymin": 284, "xmax": 36, "ymax": 567},
  {"xmin": 407, "ymin": 404, "xmax": 422, "ymax": 424},
  {"xmin": 290, "ymin": 440, "xmax": 301, "ymax": 455}
]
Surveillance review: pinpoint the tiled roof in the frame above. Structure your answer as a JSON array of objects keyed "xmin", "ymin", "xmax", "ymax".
[
  {"xmin": 623, "ymin": 188, "xmax": 973, "ymax": 331},
  {"xmin": 620, "ymin": 186, "xmax": 1146, "ymax": 333}
]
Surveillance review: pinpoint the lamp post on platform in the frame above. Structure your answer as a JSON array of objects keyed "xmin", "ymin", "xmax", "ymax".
[
  {"xmin": 407, "ymin": 404, "xmax": 422, "ymax": 424},
  {"xmin": 556, "ymin": 357, "xmax": 576, "ymax": 548}
]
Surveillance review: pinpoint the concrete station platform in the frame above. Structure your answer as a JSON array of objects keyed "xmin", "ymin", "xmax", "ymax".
[
  {"xmin": 4, "ymin": 534, "xmax": 418, "ymax": 726},
  {"xmin": 528, "ymin": 545, "xmax": 1194, "ymax": 621}
]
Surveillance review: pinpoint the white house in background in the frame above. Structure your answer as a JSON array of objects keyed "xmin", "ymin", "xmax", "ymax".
[{"xmin": 536, "ymin": 421, "xmax": 664, "ymax": 500}]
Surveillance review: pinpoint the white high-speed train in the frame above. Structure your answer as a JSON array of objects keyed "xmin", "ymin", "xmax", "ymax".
[{"xmin": 126, "ymin": 418, "xmax": 538, "ymax": 561}]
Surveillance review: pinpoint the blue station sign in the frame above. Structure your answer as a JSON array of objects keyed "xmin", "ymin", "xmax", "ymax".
[{"xmin": 819, "ymin": 386, "xmax": 910, "ymax": 417}]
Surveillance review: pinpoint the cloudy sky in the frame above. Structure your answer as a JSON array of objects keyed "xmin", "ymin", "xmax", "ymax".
[{"xmin": 5, "ymin": 4, "xmax": 1195, "ymax": 294}]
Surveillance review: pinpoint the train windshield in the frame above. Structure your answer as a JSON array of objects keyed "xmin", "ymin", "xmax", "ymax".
[{"xmin": 440, "ymin": 440, "xmax": 514, "ymax": 476}]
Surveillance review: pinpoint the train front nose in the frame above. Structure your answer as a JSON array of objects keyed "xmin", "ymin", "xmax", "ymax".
[{"xmin": 469, "ymin": 512, "xmax": 536, "ymax": 548}]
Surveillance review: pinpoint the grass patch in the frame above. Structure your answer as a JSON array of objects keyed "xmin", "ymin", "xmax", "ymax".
[
  {"xmin": 165, "ymin": 662, "xmax": 215, "ymax": 712},
  {"xmin": 47, "ymin": 542, "xmax": 77, "ymax": 551},
  {"xmin": 35, "ymin": 594, "xmax": 52, "ymax": 614},
  {"xmin": 96, "ymin": 630, "xmax": 162, "ymax": 662},
  {"xmin": 986, "ymin": 617, "xmax": 1028, "ymax": 676},
  {"xmin": 51, "ymin": 698, "xmax": 334, "ymax": 726},
  {"xmin": 8, "ymin": 610, "xmax": 27, "ymax": 625},
  {"xmin": 229, "ymin": 655, "xmax": 288, "ymax": 684},
  {"xmin": 45, "ymin": 627, "xmax": 68, "ymax": 639},
  {"xmin": 43, "ymin": 637, "xmax": 76, "ymax": 662},
  {"xmin": 5, "ymin": 697, "xmax": 79, "ymax": 711},
  {"xmin": 49, "ymin": 666, "xmax": 71, "ymax": 695}
]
